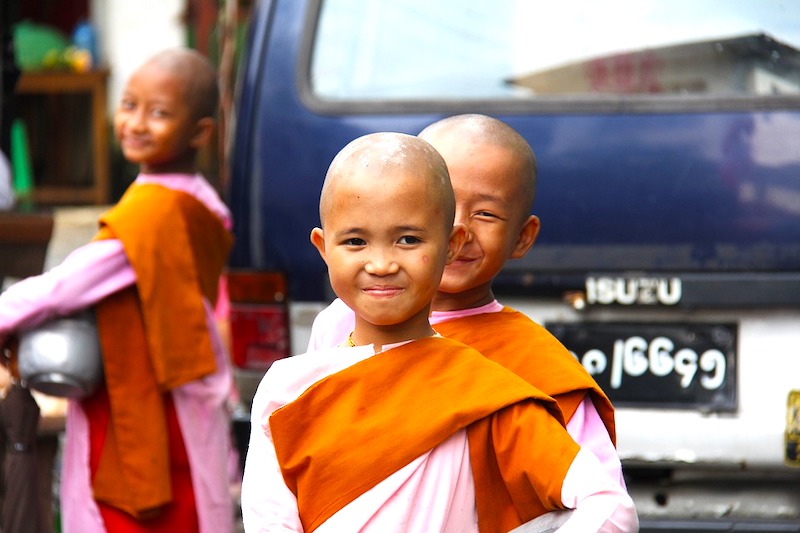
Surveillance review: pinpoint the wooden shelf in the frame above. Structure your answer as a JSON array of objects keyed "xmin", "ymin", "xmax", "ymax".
[
  {"xmin": 0, "ymin": 210, "xmax": 54, "ymax": 282},
  {"xmin": 15, "ymin": 69, "xmax": 110, "ymax": 205}
]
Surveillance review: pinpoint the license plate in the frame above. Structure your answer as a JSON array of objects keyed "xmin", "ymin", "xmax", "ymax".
[{"xmin": 545, "ymin": 322, "xmax": 737, "ymax": 411}]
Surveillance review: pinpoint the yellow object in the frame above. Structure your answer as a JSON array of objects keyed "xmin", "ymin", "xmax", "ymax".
[
  {"xmin": 64, "ymin": 46, "xmax": 93, "ymax": 73},
  {"xmin": 786, "ymin": 390, "xmax": 800, "ymax": 467}
]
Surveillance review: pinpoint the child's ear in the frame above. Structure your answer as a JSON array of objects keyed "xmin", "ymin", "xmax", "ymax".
[
  {"xmin": 190, "ymin": 117, "xmax": 216, "ymax": 148},
  {"xmin": 310, "ymin": 227, "xmax": 327, "ymax": 262},
  {"xmin": 446, "ymin": 223, "xmax": 468, "ymax": 264},
  {"xmin": 510, "ymin": 215, "xmax": 540, "ymax": 259}
]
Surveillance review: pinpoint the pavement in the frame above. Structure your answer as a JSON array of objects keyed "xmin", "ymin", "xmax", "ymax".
[{"xmin": 45, "ymin": 205, "xmax": 111, "ymax": 268}]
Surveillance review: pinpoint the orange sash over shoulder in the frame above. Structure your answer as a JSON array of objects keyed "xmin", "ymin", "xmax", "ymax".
[
  {"xmin": 435, "ymin": 307, "xmax": 616, "ymax": 444},
  {"xmin": 269, "ymin": 336, "xmax": 578, "ymax": 533},
  {"xmin": 89, "ymin": 183, "xmax": 233, "ymax": 518}
]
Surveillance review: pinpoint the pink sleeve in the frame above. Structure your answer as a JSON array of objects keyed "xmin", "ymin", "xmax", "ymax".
[
  {"xmin": 214, "ymin": 273, "xmax": 230, "ymax": 320},
  {"xmin": 0, "ymin": 239, "xmax": 136, "ymax": 335},
  {"xmin": 559, "ymin": 448, "xmax": 639, "ymax": 532},
  {"xmin": 240, "ymin": 377, "xmax": 303, "ymax": 531},
  {"xmin": 566, "ymin": 397, "xmax": 626, "ymax": 488}
]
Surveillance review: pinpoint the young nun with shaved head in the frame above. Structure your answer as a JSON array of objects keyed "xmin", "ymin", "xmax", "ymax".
[
  {"xmin": 0, "ymin": 47, "xmax": 235, "ymax": 532},
  {"xmin": 241, "ymin": 131, "xmax": 637, "ymax": 532},
  {"xmin": 309, "ymin": 114, "xmax": 630, "ymax": 511}
]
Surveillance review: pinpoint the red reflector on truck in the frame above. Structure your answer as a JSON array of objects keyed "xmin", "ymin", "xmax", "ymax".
[
  {"xmin": 227, "ymin": 270, "xmax": 286, "ymax": 304},
  {"xmin": 229, "ymin": 303, "xmax": 290, "ymax": 370},
  {"xmin": 227, "ymin": 271, "xmax": 291, "ymax": 371}
]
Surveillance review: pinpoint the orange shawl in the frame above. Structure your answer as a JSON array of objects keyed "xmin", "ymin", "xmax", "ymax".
[
  {"xmin": 435, "ymin": 307, "xmax": 616, "ymax": 444},
  {"xmin": 269, "ymin": 336, "xmax": 579, "ymax": 533},
  {"xmin": 89, "ymin": 183, "xmax": 232, "ymax": 518}
]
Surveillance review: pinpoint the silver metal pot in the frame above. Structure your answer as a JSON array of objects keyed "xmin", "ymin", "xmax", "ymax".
[{"xmin": 17, "ymin": 310, "xmax": 103, "ymax": 398}]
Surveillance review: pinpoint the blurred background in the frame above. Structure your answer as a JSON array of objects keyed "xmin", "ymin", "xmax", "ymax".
[{"xmin": 1, "ymin": 0, "xmax": 251, "ymax": 207}]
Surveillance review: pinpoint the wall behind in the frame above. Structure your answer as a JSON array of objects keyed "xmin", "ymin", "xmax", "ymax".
[{"xmin": 90, "ymin": 0, "xmax": 186, "ymax": 114}]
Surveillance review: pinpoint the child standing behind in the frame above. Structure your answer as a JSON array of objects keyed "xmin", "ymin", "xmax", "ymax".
[
  {"xmin": 241, "ymin": 131, "xmax": 637, "ymax": 532},
  {"xmin": 308, "ymin": 114, "xmax": 625, "ymax": 487},
  {"xmin": 0, "ymin": 48, "xmax": 235, "ymax": 532}
]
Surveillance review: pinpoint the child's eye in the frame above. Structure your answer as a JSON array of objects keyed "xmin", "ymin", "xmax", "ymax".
[
  {"xmin": 474, "ymin": 210, "xmax": 497, "ymax": 219},
  {"xmin": 119, "ymin": 99, "xmax": 136, "ymax": 111},
  {"xmin": 398, "ymin": 235, "xmax": 422, "ymax": 245},
  {"xmin": 151, "ymin": 108, "xmax": 169, "ymax": 118},
  {"xmin": 343, "ymin": 238, "xmax": 366, "ymax": 246}
]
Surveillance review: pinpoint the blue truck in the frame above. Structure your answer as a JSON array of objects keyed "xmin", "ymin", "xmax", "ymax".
[{"xmin": 227, "ymin": 1, "xmax": 800, "ymax": 530}]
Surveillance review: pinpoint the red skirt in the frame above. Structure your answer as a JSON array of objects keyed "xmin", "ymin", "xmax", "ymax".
[{"xmin": 82, "ymin": 386, "xmax": 199, "ymax": 533}]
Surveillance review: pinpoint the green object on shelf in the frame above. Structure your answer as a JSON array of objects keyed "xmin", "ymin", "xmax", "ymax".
[
  {"xmin": 12, "ymin": 20, "xmax": 70, "ymax": 71},
  {"xmin": 10, "ymin": 119, "xmax": 34, "ymax": 209}
]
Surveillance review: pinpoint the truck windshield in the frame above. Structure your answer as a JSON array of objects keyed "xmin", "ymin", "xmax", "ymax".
[{"xmin": 312, "ymin": 0, "xmax": 800, "ymax": 100}]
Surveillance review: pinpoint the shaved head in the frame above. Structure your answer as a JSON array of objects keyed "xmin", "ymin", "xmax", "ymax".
[
  {"xmin": 419, "ymin": 114, "xmax": 537, "ymax": 211},
  {"xmin": 139, "ymin": 47, "xmax": 219, "ymax": 119},
  {"xmin": 319, "ymin": 132, "xmax": 455, "ymax": 231}
]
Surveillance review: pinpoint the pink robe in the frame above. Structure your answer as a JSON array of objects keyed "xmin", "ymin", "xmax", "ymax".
[
  {"xmin": 307, "ymin": 297, "xmax": 626, "ymax": 486},
  {"xmin": 241, "ymin": 339, "xmax": 637, "ymax": 531}
]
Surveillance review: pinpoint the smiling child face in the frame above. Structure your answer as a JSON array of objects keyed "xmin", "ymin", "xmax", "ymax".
[{"xmin": 311, "ymin": 133, "xmax": 464, "ymax": 345}]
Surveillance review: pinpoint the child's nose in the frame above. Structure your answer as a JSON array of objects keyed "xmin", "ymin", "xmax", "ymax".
[
  {"xmin": 128, "ymin": 109, "xmax": 147, "ymax": 130},
  {"xmin": 363, "ymin": 251, "xmax": 400, "ymax": 276},
  {"xmin": 463, "ymin": 226, "xmax": 475, "ymax": 243},
  {"xmin": 455, "ymin": 212, "xmax": 474, "ymax": 242}
]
